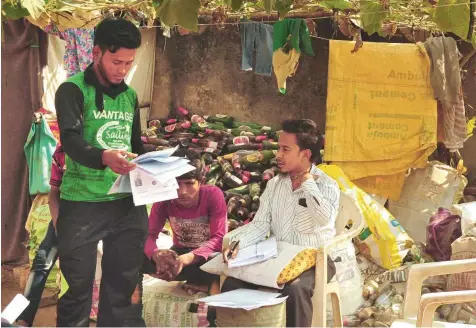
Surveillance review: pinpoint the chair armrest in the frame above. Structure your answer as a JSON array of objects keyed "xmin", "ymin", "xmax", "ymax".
[
  {"xmin": 403, "ymin": 259, "xmax": 476, "ymax": 318},
  {"xmin": 417, "ymin": 290, "xmax": 476, "ymax": 327}
]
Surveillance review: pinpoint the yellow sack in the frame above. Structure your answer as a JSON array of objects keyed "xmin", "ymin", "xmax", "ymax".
[
  {"xmin": 26, "ymin": 194, "xmax": 59, "ymax": 290},
  {"xmin": 319, "ymin": 164, "xmax": 414, "ymax": 269},
  {"xmin": 324, "ymin": 41, "xmax": 437, "ymax": 199},
  {"xmin": 353, "ymin": 172, "xmax": 407, "ymax": 201},
  {"xmin": 325, "ymin": 40, "xmax": 437, "ymax": 163}
]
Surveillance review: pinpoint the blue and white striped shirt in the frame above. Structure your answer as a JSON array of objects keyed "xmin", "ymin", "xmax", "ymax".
[{"xmin": 229, "ymin": 165, "xmax": 340, "ymax": 249}]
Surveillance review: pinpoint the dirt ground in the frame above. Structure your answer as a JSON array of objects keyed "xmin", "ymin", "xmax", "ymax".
[
  {"xmin": 1, "ymin": 283, "xmax": 100, "ymax": 327},
  {"xmin": 1, "ymin": 282, "xmax": 56, "ymax": 327}
]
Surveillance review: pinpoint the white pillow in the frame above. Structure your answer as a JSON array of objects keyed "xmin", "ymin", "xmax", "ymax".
[{"xmin": 200, "ymin": 241, "xmax": 313, "ymax": 289}]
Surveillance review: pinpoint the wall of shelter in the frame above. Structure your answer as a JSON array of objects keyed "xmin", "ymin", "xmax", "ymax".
[{"xmin": 150, "ymin": 22, "xmax": 476, "ymax": 186}]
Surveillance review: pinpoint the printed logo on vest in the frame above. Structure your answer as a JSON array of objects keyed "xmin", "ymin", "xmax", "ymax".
[{"xmin": 96, "ymin": 121, "xmax": 130, "ymax": 150}]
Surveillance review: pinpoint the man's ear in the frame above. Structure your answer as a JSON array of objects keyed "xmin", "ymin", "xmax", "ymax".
[
  {"xmin": 303, "ymin": 149, "xmax": 312, "ymax": 162},
  {"xmin": 92, "ymin": 45, "xmax": 102, "ymax": 61}
]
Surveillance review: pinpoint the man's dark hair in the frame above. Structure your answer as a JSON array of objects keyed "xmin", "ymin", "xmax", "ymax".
[
  {"xmin": 172, "ymin": 148, "xmax": 204, "ymax": 182},
  {"xmin": 281, "ymin": 119, "xmax": 323, "ymax": 164},
  {"xmin": 94, "ymin": 18, "xmax": 142, "ymax": 53}
]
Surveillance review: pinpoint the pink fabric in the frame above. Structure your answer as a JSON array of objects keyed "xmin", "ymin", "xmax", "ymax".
[
  {"xmin": 49, "ymin": 144, "xmax": 65, "ymax": 187},
  {"xmin": 145, "ymin": 185, "xmax": 227, "ymax": 260}
]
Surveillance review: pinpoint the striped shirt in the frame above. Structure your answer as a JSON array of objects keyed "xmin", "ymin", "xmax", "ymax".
[{"xmin": 229, "ymin": 165, "xmax": 340, "ymax": 249}]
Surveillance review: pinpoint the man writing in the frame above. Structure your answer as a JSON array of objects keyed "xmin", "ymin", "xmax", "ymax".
[
  {"xmin": 222, "ymin": 119, "xmax": 340, "ymax": 327},
  {"xmin": 55, "ymin": 18, "xmax": 147, "ymax": 326}
]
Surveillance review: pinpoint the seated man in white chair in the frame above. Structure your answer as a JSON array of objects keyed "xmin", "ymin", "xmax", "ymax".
[{"xmin": 222, "ymin": 119, "xmax": 340, "ymax": 327}]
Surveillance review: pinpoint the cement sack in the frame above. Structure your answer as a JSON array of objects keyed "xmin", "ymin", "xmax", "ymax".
[
  {"xmin": 388, "ymin": 161, "xmax": 465, "ymax": 243},
  {"xmin": 142, "ymin": 277, "xmax": 208, "ymax": 327},
  {"xmin": 26, "ymin": 194, "xmax": 59, "ymax": 289}
]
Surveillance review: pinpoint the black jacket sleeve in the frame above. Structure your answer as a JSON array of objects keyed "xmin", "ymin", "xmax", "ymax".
[
  {"xmin": 131, "ymin": 96, "xmax": 146, "ymax": 155},
  {"xmin": 55, "ymin": 82, "xmax": 106, "ymax": 170}
]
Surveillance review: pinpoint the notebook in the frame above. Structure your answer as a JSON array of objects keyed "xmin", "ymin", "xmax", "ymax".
[{"xmin": 228, "ymin": 236, "xmax": 278, "ymax": 268}]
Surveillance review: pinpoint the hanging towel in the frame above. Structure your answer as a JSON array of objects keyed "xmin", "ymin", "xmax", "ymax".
[
  {"xmin": 24, "ymin": 115, "xmax": 57, "ymax": 195},
  {"xmin": 423, "ymin": 36, "xmax": 467, "ymax": 150}
]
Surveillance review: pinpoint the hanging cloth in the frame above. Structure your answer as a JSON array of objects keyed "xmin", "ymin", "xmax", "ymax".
[
  {"xmin": 45, "ymin": 25, "xmax": 95, "ymax": 77},
  {"xmin": 272, "ymin": 18, "xmax": 314, "ymax": 56},
  {"xmin": 422, "ymin": 36, "xmax": 467, "ymax": 151},
  {"xmin": 24, "ymin": 114, "xmax": 58, "ymax": 195}
]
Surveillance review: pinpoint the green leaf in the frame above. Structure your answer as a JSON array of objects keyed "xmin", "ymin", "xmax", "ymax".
[
  {"xmin": 263, "ymin": 0, "xmax": 276, "ymax": 12},
  {"xmin": 360, "ymin": 1, "xmax": 387, "ymax": 35},
  {"xmin": 156, "ymin": 0, "xmax": 200, "ymax": 32},
  {"xmin": 275, "ymin": 0, "xmax": 293, "ymax": 16},
  {"xmin": 20, "ymin": 0, "xmax": 45, "ymax": 20},
  {"xmin": 433, "ymin": 0, "xmax": 470, "ymax": 40},
  {"xmin": 2, "ymin": 2, "xmax": 30, "ymax": 19},
  {"xmin": 318, "ymin": 0, "xmax": 353, "ymax": 10},
  {"xmin": 231, "ymin": 0, "xmax": 243, "ymax": 10}
]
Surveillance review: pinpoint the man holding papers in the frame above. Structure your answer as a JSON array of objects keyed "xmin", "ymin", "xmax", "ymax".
[
  {"xmin": 143, "ymin": 149, "xmax": 226, "ymax": 290},
  {"xmin": 55, "ymin": 19, "xmax": 147, "ymax": 326},
  {"xmin": 222, "ymin": 119, "xmax": 340, "ymax": 327}
]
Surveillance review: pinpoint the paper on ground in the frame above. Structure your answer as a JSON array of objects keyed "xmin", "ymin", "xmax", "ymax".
[
  {"xmin": 1, "ymin": 294, "xmax": 30, "ymax": 324},
  {"xmin": 228, "ymin": 237, "xmax": 278, "ymax": 268},
  {"xmin": 198, "ymin": 289, "xmax": 287, "ymax": 310}
]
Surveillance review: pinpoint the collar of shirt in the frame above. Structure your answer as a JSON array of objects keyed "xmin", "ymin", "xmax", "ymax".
[
  {"xmin": 282, "ymin": 164, "xmax": 320, "ymax": 193},
  {"xmin": 84, "ymin": 64, "xmax": 129, "ymax": 111}
]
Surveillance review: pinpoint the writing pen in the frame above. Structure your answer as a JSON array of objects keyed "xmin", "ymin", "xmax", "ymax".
[{"xmin": 227, "ymin": 240, "xmax": 240, "ymax": 260}]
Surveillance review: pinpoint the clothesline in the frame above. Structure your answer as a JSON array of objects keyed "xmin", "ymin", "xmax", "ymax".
[{"xmin": 135, "ymin": 0, "xmax": 476, "ymax": 29}]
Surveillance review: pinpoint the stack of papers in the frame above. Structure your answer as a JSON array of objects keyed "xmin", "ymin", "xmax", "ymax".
[
  {"xmin": 108, "ymin": 146, "xmax": 196, "ymax": 206},
  {"xmin": 228, "ymin": 236, "xmax": 278, "ymax": 268},
  {"xmin": 198, "ymin": 289, "xmax": 287, "ymax": 310}
]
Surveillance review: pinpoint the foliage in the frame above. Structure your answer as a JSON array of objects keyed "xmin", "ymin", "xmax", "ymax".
[{"xmin": 1, "ymin": 0, "xmax": 474, "ymax": 45}]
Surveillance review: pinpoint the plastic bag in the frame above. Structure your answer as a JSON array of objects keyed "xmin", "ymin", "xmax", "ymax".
[
  {"xmin": 388, "ymin": 162, "xmax": 465, "ymax": 243},
  {"xmin": 329, "ymin": 240, "xmax": 364, "ymax": 314},
  {"xmin": 452, "ymin": 202, "xmax": 476, "ymax": 235},
  {"xmin": 425, "ymin": 208, "xmax": 462, "ymax": 261},
  {"xmin": 26, "ymin": 194, "xmax": 59, "ymax": 289},
  {"xmin": 24, "ymin": 115, "xmax": 57, "ymax": 195},
  {"xmin": 319, "ymin": 164, "xmax": 414, "ymax": 270}
]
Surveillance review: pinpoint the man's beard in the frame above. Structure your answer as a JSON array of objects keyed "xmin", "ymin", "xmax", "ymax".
[{"xmin": 97, "ymin": 57, "xmax": 121, "ymax": 86}]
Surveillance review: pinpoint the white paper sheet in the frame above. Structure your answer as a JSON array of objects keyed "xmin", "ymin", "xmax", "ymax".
[
  {"xmin": 153, "ymin": 164, "xmax": 197, "ymax": 183},
  {"xmin": 228, "ymin": 237, "xmax": 278, "ymax": 268},
  {"xmin": 1, "ymin": 294, "xmax": 30, "ymax": 324},
  {"xmin": 108, "ymin": 173, "xmax": 132, "ymax": 195},
  {"xmin": 132, "ymin": 146, "xmax": 179, "ymax": 164},
  {"xmin": 138, "ymin": 158, "xmax": 189, "ymax": 175},
  {"xmin": 130, "ymin": 168, "xmax": 179, "ymax": 206},
  {"xmin": 198, "ymin": 289, "xmax": 287, "ymax": 310}
]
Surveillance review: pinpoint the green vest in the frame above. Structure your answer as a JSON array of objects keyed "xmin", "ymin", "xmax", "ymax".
[{"xmin": 60, "ymin": 72, "xmax": 137, "ymax": 202}]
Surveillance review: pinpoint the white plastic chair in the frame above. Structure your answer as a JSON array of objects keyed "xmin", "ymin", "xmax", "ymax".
[
  {"xmin": 221, "ymin": 191, "xmax": 366, "ymax": 328},
  {"xmin": 391, "ymin": 258, "xmax": 476, "ymax": 328}
]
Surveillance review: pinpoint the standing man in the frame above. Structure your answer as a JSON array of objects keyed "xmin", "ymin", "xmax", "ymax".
[
  {"xmin": 55, "ymin": 18, "xmax": 147, "ymax": 326},
  {"xmin": 222, "ymin": 119, "xmax": 340, "ymax": 327}
]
